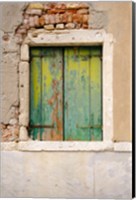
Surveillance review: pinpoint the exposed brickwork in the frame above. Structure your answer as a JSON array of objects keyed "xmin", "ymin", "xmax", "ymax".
[{"xmin": 15, "ymin": 3, "xmax": 90, "ymax": 43}]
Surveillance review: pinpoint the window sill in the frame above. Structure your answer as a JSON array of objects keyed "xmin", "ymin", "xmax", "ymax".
[{"xmin": 1, "ymin": 141, "xmax": 132, "ymax": 152}]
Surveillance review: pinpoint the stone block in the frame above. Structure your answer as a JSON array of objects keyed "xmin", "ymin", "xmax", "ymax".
[
  {"xmin": 19, "ymin": 62, "xmax": 29, "ymax": 116},
  {"xmin": 9, "ymin": 118, "xmax": 18, "ymax": 125},
  {"xmin": 19, "ymin": 126, "xmax": 28, "ymax": 141},
  {"xmin": 44, "ymin": 24, "xmax": 54, "ymax": 30},
  {"xmin": 65, "ymin": 23, "xmax": 75, "ymax": 29},
  {"xmin": 20, "ymin": 45, "xmax": 29, "ymax": 61},
  {"xmin": 19, "ymin": 113, "xmax": 29, "ymax": 126},
  {"xmin": 56, "ymin": 23, "xmax": 64, "ymax": 30},
  {"xmin": 94, "ymin": 152, "xmax": 132, "ymax": 199}
]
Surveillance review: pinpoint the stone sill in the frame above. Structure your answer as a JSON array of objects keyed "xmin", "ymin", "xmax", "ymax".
[{"xmin": 1, "ymin": 141, "xmax": 132, "ymax": 152}]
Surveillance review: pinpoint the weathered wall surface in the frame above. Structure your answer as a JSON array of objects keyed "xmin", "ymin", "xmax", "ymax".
[
  {"xmin": 1, "ymin": 151, "xmax": 132, "ymax": 198},
  {"xmin": 0, "ymin": 2, "xmax": 132, "ymax": 199},
  {"xmin": 88, "ymin": 1, "xmax": 132, "ymax": 141},
  {"xmin": 0, "ymin": 2, "xmax": 132, "ymax": 141}
]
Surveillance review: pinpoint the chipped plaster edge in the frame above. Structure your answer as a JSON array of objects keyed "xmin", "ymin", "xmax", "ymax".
[{"xmin": 1, "ymin": 141, "xmax": 132, "ymax": 152}]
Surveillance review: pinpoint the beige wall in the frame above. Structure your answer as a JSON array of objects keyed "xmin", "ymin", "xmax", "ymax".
[{"xmin": 88, "ymin": 2, "xmax": 132, "ymax": 141}]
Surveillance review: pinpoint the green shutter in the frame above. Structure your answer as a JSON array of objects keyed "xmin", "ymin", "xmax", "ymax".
[
  {"xmin": 30, "ymin": 47, "xmax": 63, "ymax": 140},
  {"xmin": 30, "ymin": 46, "xmax": 102, "ymax": 141},
  {"xmin": 64, "ymin": 47, "xmax": 102, "ymax": 141}
]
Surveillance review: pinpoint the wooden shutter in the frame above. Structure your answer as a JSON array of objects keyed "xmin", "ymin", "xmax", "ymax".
[
  {"xmin": 64, "ymin": 47, "xmax": 102, "ymax": 141},
  {"xmin": 30, "ymin": 47, "xmax": 63, "ymax": 140}
]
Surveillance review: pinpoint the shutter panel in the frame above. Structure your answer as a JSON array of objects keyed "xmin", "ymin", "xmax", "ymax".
[
  {"xmin": 30, "ymin": 49, "xmax": 42, "ymax": 140},
  {"xmin": 64, "ymin": 47, "xmax": 90, "ymax": 140},
  {"xmin": 64, "ymin": 47, "xmax": 102, "ymax": 141},
  {"xmin": 89, "ymin": 47, "xmax": 102, "ymax": 140},
  {"xmin": 30, "ymin": 48, "xmax": 63, "ymax": 140}
]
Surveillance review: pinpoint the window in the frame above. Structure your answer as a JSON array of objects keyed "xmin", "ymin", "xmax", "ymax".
[{"xmin": 29, "ymin": 46, "xmax": 102, "ymax": 141}]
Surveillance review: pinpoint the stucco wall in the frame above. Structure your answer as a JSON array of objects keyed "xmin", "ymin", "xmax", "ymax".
[
  {"xmin": 0, "ymin": 2, "xmax": 132, "ymax": 141},
  {"xmin": 0, "ymin": 2, "xmax": 132, "ymax": 199},
  {"xmin": 1, "ymin": 151, "xmax": 132, "ymax": 198}
]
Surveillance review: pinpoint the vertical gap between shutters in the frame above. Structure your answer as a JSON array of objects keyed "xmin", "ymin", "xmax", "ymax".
[
  {"xmin": 63, "ymin": 47, "xmax": 65, "ymax": 141},
  {"xmin": 100, "ymin": 47, "xmax": 103, "ymax": 140},
  {"xmin": 89, "ymin": 48, "xmax": 91, "ymax": 140},
  {"xmin": 40, "ymin": 50, "xmax": 42, "ymax": 140}
]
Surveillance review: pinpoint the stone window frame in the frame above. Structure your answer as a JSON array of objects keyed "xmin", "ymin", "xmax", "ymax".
[{"xmin": 18, "ymin": 29, "xmax": 115, "ymax": 150}]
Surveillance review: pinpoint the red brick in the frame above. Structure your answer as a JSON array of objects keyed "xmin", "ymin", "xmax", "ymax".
[
  {"xmin": 67, "ymin": 14, "xmax": 73, "ymax": 23},
  {"xmin": 82, "ymin": 23, "xmax": 88, "ymax": 29},
  {"xmin": 43, "ymin": 4, "xmax": 50, "ymax": 11},
  {"xmin": 39, "ymin": 16, "xmax": 45, "ymax": 26},
  {"xmin": 55, "ymin": 14, "xmax": 61, "ymax": 23},
  {"xmin": 77, "ymin": 9, "xmax": 89, "ymax": 15},
  {"xmin": 72, "ymin": 14, "xmax": 83, "ymax": 23},
  {"xmin": 55, "ymin": 3, "xmax": 66, "ymax": 10},
  {"xmin": 67, "ymin": 9, "xmax": 77, "ymax": 14},
  {"xmin": 82, "ymin": 14, "xmax": 89, "ymax": 23}
]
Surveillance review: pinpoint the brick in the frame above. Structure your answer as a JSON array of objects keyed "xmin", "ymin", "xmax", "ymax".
[
  {"xmin": 82, "ymin": 23, "xmax": 88, "ymax": 29},
  {"xmin": 34, "ymin": 15, "xmax": 40, "ymax": 27},
  {"xmin": 79, "ymin": 3, "xmax": 89, "ymax": 9},
  {"xmin": 67, "ymin": 15, "xmax": 73, "ymax": 23},
  {"xmin": 26, "ymin": 9, "xmax": 42, "ymax": 16},
  {"xmin": 67, "ymin": 9, "xmax": 77, "ymax": 14},
  {"xmin": 55, "ymin": 14, "xmax": 61, "ymax": 23},
  {"xmin": 65, "ymin": 23, "xmax": 75, "ymax": 29},
  {"xmin": 55, "ymin": 3, "xmax": 66, "ymax": 10},
  {"xmin": 44, "ymin": 14, "xmax": 55, "ymax": 24},
  {"xmin": 77, "ymin": 9, "xmax": 89, "ymax": 15},
  {"xmin": 43, "ymin": 4, "xmax": 50, "ymax": 11},
  {"xmin": 56, "ymin": 23, "xmax": 64, "ymax": 30},
  {"xmin": 29, "ymin": 17, "xmax": 35, "ymax": 27},
  {"xmin": 82, "ymin": 14, "xmax": 89, "ymax": 24},
  {"xmin": 44, "ymin": 24, "xmax": 54, "ymax": 30},
  {"xmin": 72, "ymin": 14, "xmax": 83, "ymax": 23},
  {"xmin": 9, "ymin": 118, "xmax": 18, "ymax": 125},
  {"xmin": 39, "ymin": 16, "xmax": 45, "ymax": 26},
  {"xmin": 28, "ymin": 3, "xmax": 44, "ymax": 10},
  {"xmin": 66, "ymin": 3, "xmax": 80, "ymax": 9},
  {"xmin": 16, "ymin": 28, "xmax": 27, "ymax": 34},
  {"xmin": 59, "ymin": 14, "xmax": 68, "ymax": 23},
  {"xmin": 23, "ymin": 19, "xmax": 29, "ymax": 25}
]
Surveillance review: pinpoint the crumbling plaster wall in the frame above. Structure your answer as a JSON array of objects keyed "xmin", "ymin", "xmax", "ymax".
[
  {"xmin": 0, "ymin": 2, "xmax": 132, "ymax": 199},
  {"xmin": 0, "ymin": 2, "xmax": 132, "ymax": 141}
]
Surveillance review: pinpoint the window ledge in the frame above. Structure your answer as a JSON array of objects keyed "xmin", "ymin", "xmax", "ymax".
[{"xmin": 1, "ymin": 141, "xmax": 132, "ymax": 152}]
